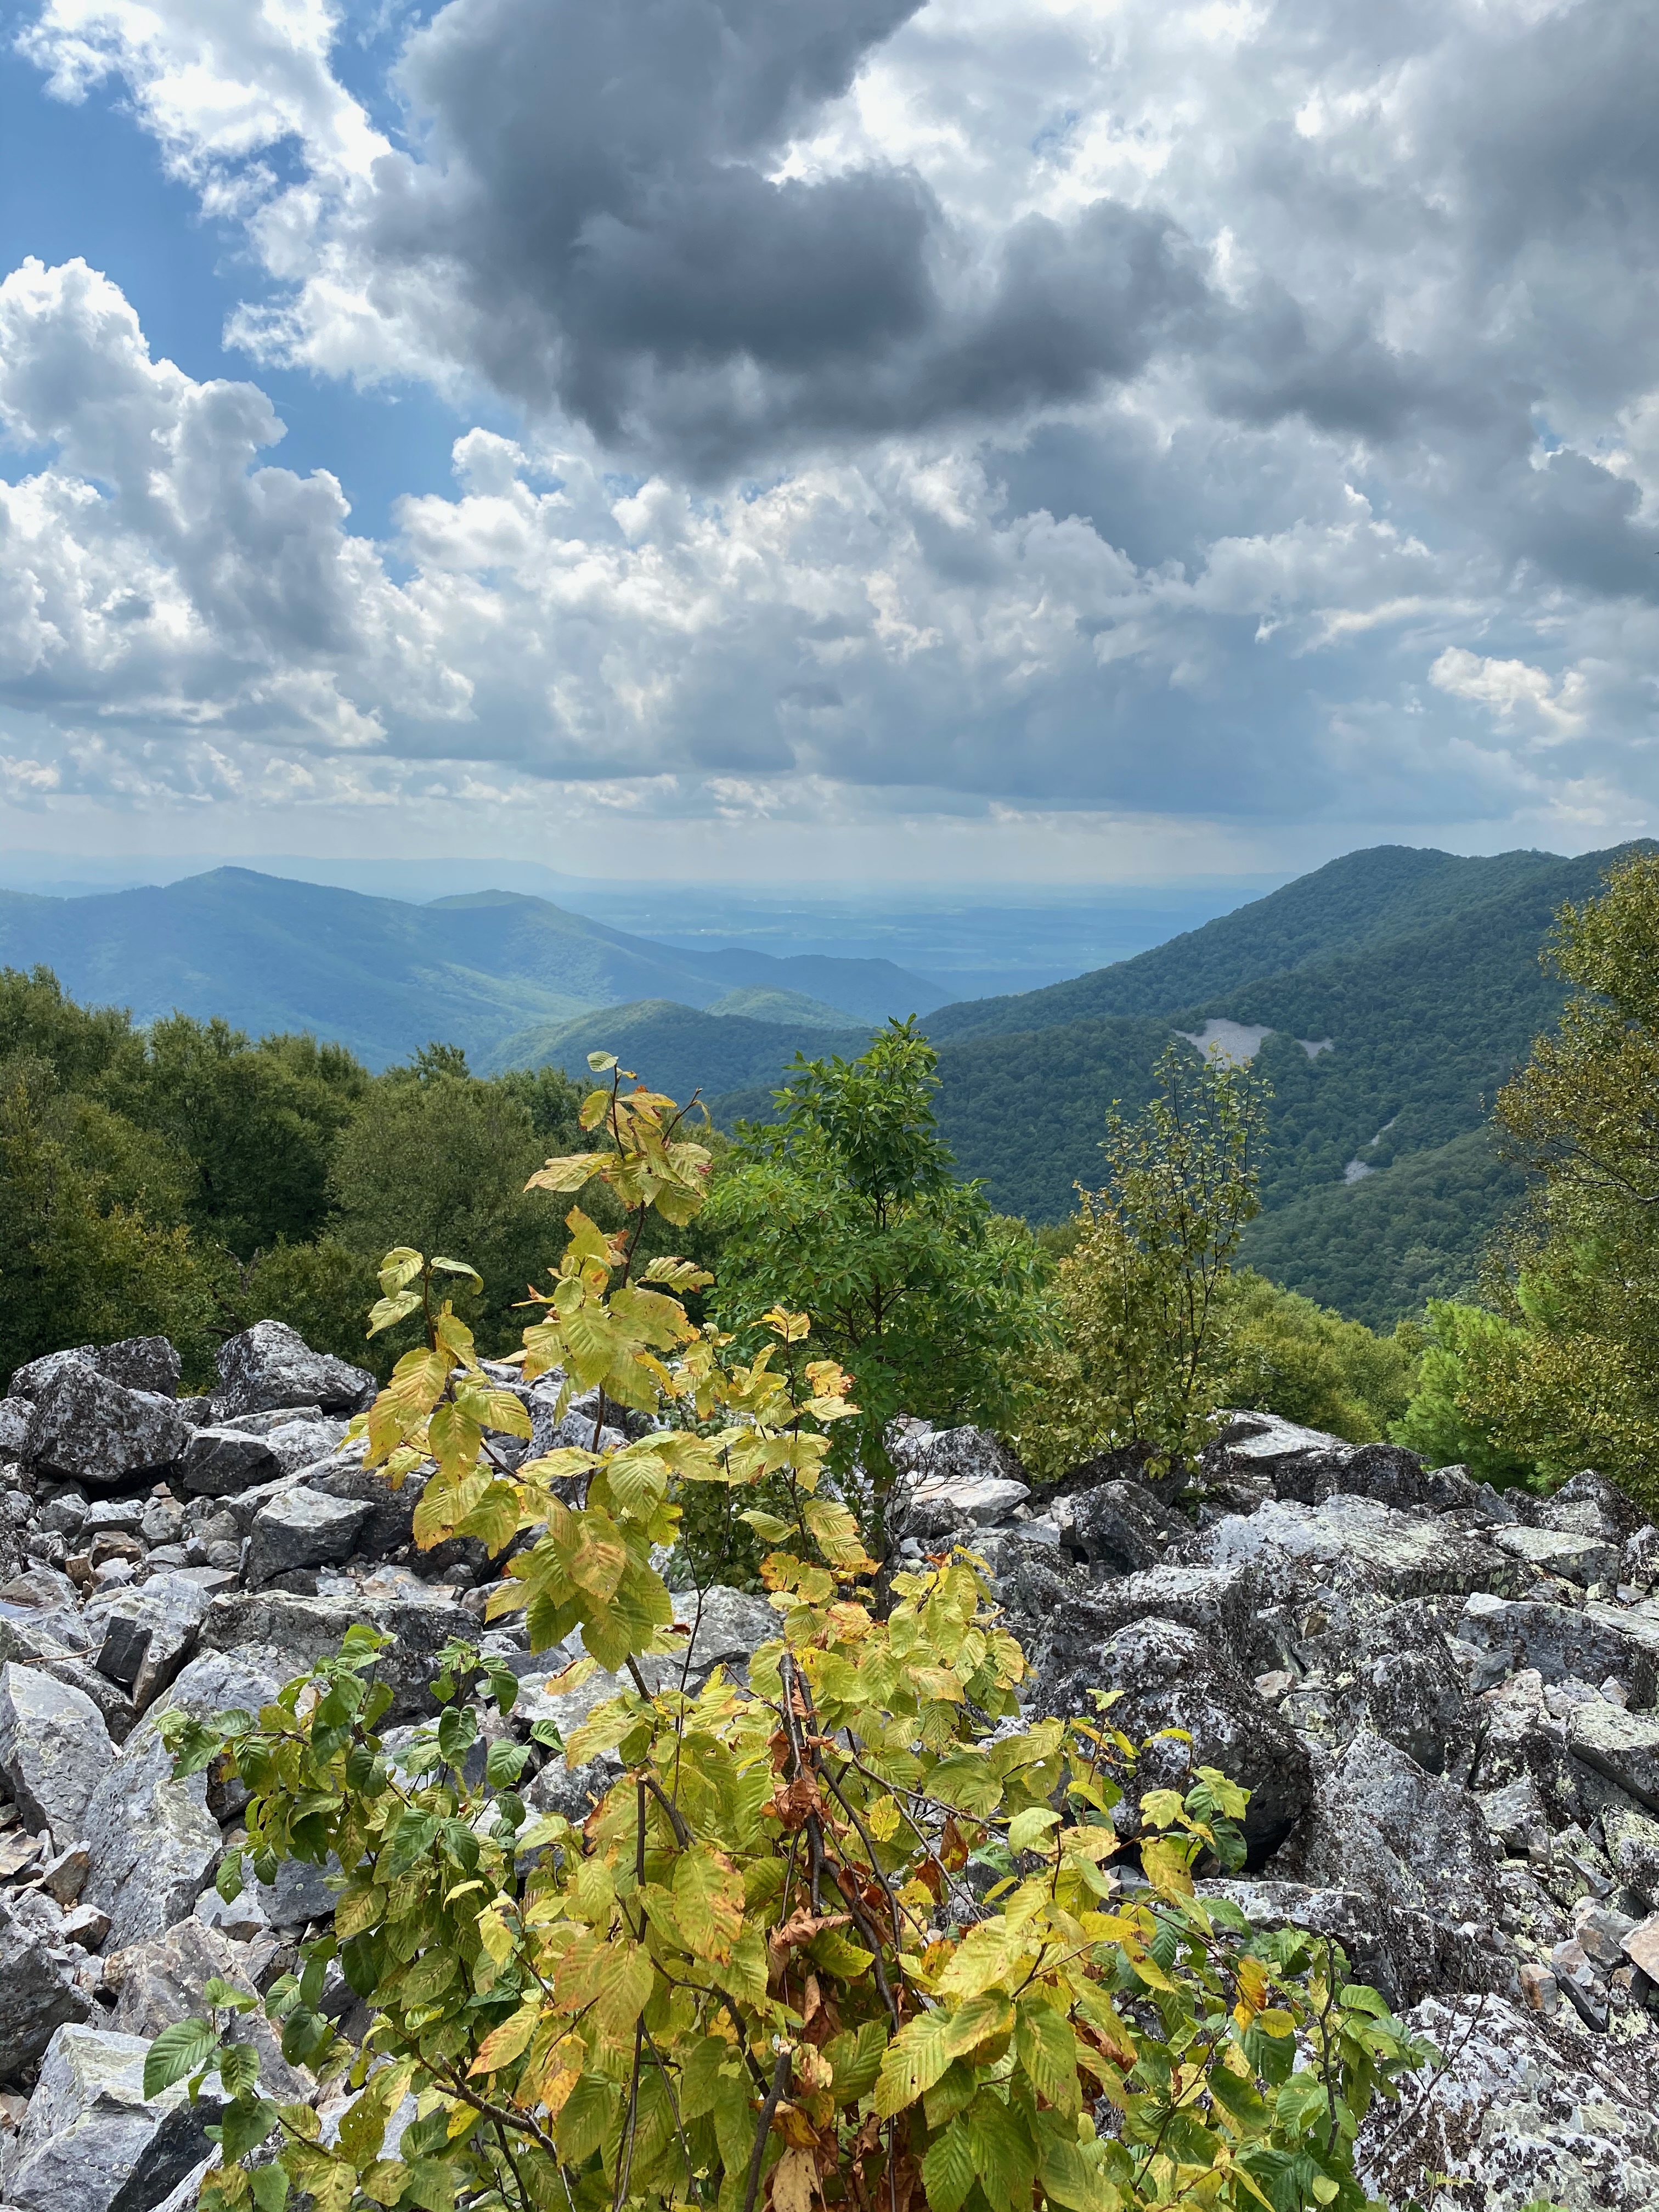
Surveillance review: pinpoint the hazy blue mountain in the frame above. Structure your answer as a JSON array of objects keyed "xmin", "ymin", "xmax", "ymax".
[{"xmin": 0, "ymin": 871, "xmax": 938, "ymax": 1066}]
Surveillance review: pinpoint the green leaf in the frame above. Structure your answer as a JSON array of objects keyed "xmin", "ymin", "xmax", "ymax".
[
  {"xmin": 202, "ymin": 1978, "xmax": 257, "ymax": 2015},
  {"xmin": 219, "ymin": 2093, "xmax": 279, "ymax": 2162},
  {"xmin": 877, "ymin": 2013, "xmax": 952, "ymax": 2118},
  {"xmin": 1014, "ymin": 2000, "xmax": 1079, "ymax": 2119},
  {"xmin": 484, "ymin": 1739, "xmax": 531, "ymax": 1789},
  {"xmin": 144, "ymin": 2020, "xmax": 219, "ymax": 2098},
  {"xmin": 922, "ymin": 2119, "xmax": 975, "ymax": 2212},
  {"xmin": 250, "ymin": 2163, "xmax": 290, "ymax": 2212},
  {"xmin": 825, "ymin": 2019, "xmax": 887, "ymax": 2104},
  {"xmin": 1006, "ymin": 1807, "xmax": 1060, "ymax": 1853},
  {"xmin": 964, "ymin": 2093, "xmax": 1037, "ymax": 2212},
  {"xmin": 595, "ymin": 1941, "xmax": 654, "ymax": 2036},
  {"xmin": 587, "ymin": 1052, "xmax": 618, "ymax": 1072}
]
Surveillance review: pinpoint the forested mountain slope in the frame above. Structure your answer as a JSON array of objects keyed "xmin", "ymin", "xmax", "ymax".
[{"xmin": 0, "ymin": 871, "xmax": 939, "ymax": 1065}]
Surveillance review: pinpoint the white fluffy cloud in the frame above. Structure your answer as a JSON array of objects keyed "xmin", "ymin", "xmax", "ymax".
[{"xmin": 6, "ymin": 0, "xmax": 1659, "ymax": 861}]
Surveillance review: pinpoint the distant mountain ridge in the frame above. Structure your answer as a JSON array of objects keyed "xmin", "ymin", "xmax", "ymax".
[{"xmin": 0, "ymin": 870, "xmax": 943, "ymax": 1068}]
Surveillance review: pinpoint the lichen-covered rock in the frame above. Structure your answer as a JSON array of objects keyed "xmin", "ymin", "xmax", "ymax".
[
  {"xmin": 1538, "ymin": 1467, "xmax": 1646, "ymax": 1549},
  {"xmin": 0, "ymin": 1397, "xmax": 32, "ymax": 1456},
  {"xmin": 1042, "ymin": 1613, "xmax": 1313, "ymax": 1863},
  {"xmin": 198, "ymin": 1579, "xmax": 474, "ymax": 1720},
  {"xmin": 1568, "ymin": 1700, "xmax": 1659, "ymax": 1813},
  {"xmin": 2, "ymin": 2024, "xmax": 218, "ymax": 2212},
  {"xmin": 0, "ymin": 1894, "xmax": 92, "ymax": 2079},
  {"xmin": 22, "ymin": 1367, "xmax": 191, "ymax": 1489},
  {"xmin": 1180, "ymin": 1493, "xmax": 1531, "ymax": 1607},
  {"xmin": 1060, "ymin": 1479, "xmax": 1182, "ymax": 1574},
  {"xmin": 86, "ymin": 1575, "xmax": 211, "ymax": 1714},
  {"xmin": 103, "ymin": 1918, "xmax": 313, "ymax": 2102},
  {"xmin": 1198, "ymin": 1877, "xmax": 1472, "ymax": 2012},
  {"xmin": 1459, "ymin": 1591, "xmax": 1659, "ymax": 1703},
  {"xmin": 0, "ymin": 1662, "xmax": 112, "ymax": 1836},
  {"xmin": 1276, "ymin": 1727, "xmax": 1507, "ymax": 1934},
  {"xmin": 213, "ymin": 1322, "xmax": 373, "ymax": 1420},
  {"xmin": 80, "ymin": 1722, "xmax": 221, "ymax": 1950},
  {"xmin": 1283, "ymin": 1600, "xmax": 1476, "ymax": 1775},
  {"xmin": 1602, "ymin": 1794, "xmax": 1659, "ymax": 1910},
  {"xmin": 1491, "ymin": 1521, "xmax": 1624, "ymax": 1588},
  {"xmin": 893, "ymin": 1424, "xmax": 1030, "ymax": 1537},
  {"xmin": 1022, "ymin": 1560, "xmax": 1265, "ymax": 1682},
  {"xmin": 244, "ymin": 1487, "xmax": 372, "ymax": 1587},
  {"xmin": 1356, "ymin": 1993, "xmax": 1659, "ymax": 2212}
]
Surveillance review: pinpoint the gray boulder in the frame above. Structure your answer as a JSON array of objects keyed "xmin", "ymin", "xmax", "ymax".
[
  {"xmin": 1062, "ymin": 1480, "xmax": 1182, "ymax": 1574},
  {"xmin": 896, "ymin": 1424, "xmax": 1030, "ymax": 1538},
  {"xmin": 244, "ymin": 1488, "xmax": 371, "ymax": 1587},
  {"xmin": 2, "ymin": 2024, "xmax": 218, "ymax": 2212},
  {"xmin": 213, "ymin": 1322, "xmax": 373, "ymax": 1420},
  {"xmin": 1468, "ymin": 1672, "xmax": 1587, "ymax": 1830},
  {"xmin": 1181, "ymin": 1493, "xmax": 1530, "ymax": 1607},
  {"xmin": 0, "ymin": 1894, "xmax": 92, "ymax": 2080},
  {"xmin": 0, "ymin": 1397, "xmax": 32, "ymax": 1457},
  {"xmin": 88, "ymin": 1340, "xmax": 182, "ymax": 1401},
  {"xmin": 23, "ymin": 1368, "xmax": 191, "ymax": 1489},
  {"xmin": 87, "ymin": 1577, "xmax": 211, "ymax": 1715},
  {"xmin": 104, "ymin": 1917, "xmax": 312, "ymax": 2102},
  {"xmin": 1277, "ymin": 1728, "xmax": 1505, "ymax": 1931},
  {"xmin": 198, "ymin": 1581, "xmax": 475, "ymax": 1721},
  {"xmin": 1284, "ymin": 1600, "xmax": 1475, "ymax": 1776},
  {"xmin": 301, "ymin": 1451, "xmax": 413, "ymax": 1559},
  {"xmin": 1041, "ymin": 1613, "xmax": 1312, "ymax": 1864},
  {"xmin": 177, "ymin": 1428, "xmax": 279, "ymax": 1499},
  {"xmin": 9, "ymin": 1348, "xmax": 97, "ymax": 1400},
  {"xmin": 1198, "ymin": 1877, "xmax": 1470, "ymax": 2012},
  {"xmin": 1311, "ymin": 1442, "xmax": 1432, "ymax": 1513},
  {"xmin": 1023, "ymin": 1559, "xmax": 1265, "ymax": 1681},
  {"xmin": 1458, "ymin": 1591, "xmax": 1659, "ymax": 1703},
  {"xmin": 0, "ymin": 1663, "xmax": 112, "ymax": 1836},
  {"xmin": 639, "ymin": 1585, "xmax": 778, "ymax": 1692},
  {"xmin": 81, "ymin": 1723, "xmax": 221, "ymax": 1950},
  {"xmin": 0, "ymin": 1612, "xmax": 135, "ymax": 1742},
  {"xmin": 1568, "ymin": 1700, "xmax": 1659, "ymax": 1814},
  {"xmin": 1357, "ymin": 1993, "xmax": 1659, "ymax": 2212},
  {"xmin": 1538, "ymin": 1467, "xmax": 1645, "ymax": 1548},
  {"xmin": 1602, "ymin": 1795, "xmax": 1659, "ymax": 1911},
  {"xmin": 1490, "ymin": 1521, "xmax": 1623, "ymax": 1588}
]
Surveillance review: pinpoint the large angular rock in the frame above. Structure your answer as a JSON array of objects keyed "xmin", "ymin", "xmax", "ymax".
[
  {"xmin": 103, "ymin": 1918, "xmax": 312, "ymax": 2102},
  {"xmin": 2, "ymin": 2024, "xmax": 219, "ymax": 2212},
  {"xmin": 22, "ymin": 1367, "xmax": 191, "ymax": 1489},
  {"xmin": 0, "ymin": 1614, "xmax": 136, "ymax": 1743},
  {"xmin": 1357, "ymin": 1993, "xmax": 1659, "ymax": 2212},
  {"xmin": 177, "ymin": 1427, "xmax": 280, "ymax": 1499},
  {"xmin": 1538, "ymin": 1467, "xmax": 1645, "ymax": 1548},
  {"xmin": 1040, "ymin": 1613, "xmax": 1312, "ymax": 1864},
  {"xmin": 0, "ymin": 1893, "xmax": 92, "ymax": 2079},
  {"xmin": 896, "ymin": 1424, "xmax": 1030, "ymax": 1537},
  {"xmin": 1060, "ymin": 1480, "xmax": 1182, "ymax": 1575},
  {"xmin": 1023, "ymin": 1559, "xmax": 1265, "ymax": 1680},
  {"xmin": 244, "ymin": 1487, "xmax": 371, "ymax": 1587},
  {"xmin": 1284, "ymin": 1600, "xmax": 1475, "ymax": 1776},
  {"xmin": 1277, "ymin": 1728, "xmax": 1505, "ymax": 1931},
  {"xmin": 81, "ymin": 1723, "xmax": 221, "ymax": 1950},
  {"xmin": 0, "ymin": 1663, "xmax": 113, "ymax": 1836},
  {"xmin": 1458, "ymin": 1591, "xmax": 1659, "ymax": 1703},
  {"xmin": 638, "ymin": 1585, "xmax": 778, "ymax": 1692},
  {"xmin": 301, "ymin": 1451, "xmax": 414, "ymax": 1559},
  {"xmin": 1568, "ymin": 1700, "xmax": 1659, "ymax": 1814},
  {"xmin": 1491, "ymin": 1522, "xmax": 1622, "ymax": 1588},
  {"xmin": 10, "ymin": 1347, "xmax": 97, "ymax": 1400},
  {"xmin": 87, "ymin": 1576, "xmax": 211, "ymax": 1714},
  {"xmin": 1601, "ymin": 1795, "xmax": 1659, "ymax": 1910},
  {"xmin": 1208, "ymin": 1410, "xmax": 1349, "ymax": 1476},
  {"xmin": 1468, "ymin": 1671, "xmax": 1587, "ymax": 1830},
  {"xmin": 198, "ymin": 1579, "xmax": 475, "ymax": 1720},
  {"xmin": 213, "ymin": 1322, "xmax": 372, "ymax": 1420},
  {"xmin": 1198, "ymin": 1878, "xmax": 1473, "ymax": 2013},
  {"xmin": 91, "ymin": 1340, "xmax": 183, "ymax": 1400},
  {"xmin": 1179, "ymin": 1494, "xmax": 1530, "ymax": 1629}
]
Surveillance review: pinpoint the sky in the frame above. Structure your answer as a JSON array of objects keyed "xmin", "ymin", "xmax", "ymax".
[{"xmin": 0, "ymin": 0, "xmax": 1656, "ymax": 887}]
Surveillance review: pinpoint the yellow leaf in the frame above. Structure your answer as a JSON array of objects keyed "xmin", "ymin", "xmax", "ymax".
[
  {"xmin": 525, "ymin": 1153, "xmax": 610, "ymax": 1193},
  {"xmin": 771, "ymin": 2146, "xmax": 818, "ymax": 2212},
  {"xmin": 470, "ymin": 2000, "xmax": 543, "ymax": 2076},
  {"xmin": 672, "ymin": 1846, "xmax": 745, "ymax": 1964}
]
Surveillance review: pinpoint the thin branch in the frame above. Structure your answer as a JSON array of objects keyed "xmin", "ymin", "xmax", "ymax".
[{"xmin": 741, "ymin": 2046, "xmax": 794, "ymax": 2212}]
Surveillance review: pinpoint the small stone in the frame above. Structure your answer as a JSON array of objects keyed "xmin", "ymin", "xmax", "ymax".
[
  {"xmin": 40, "ymin": 1842, "xmax": 92, "ymax": 1904},
  {"xmin": 1576, "ymin": 1898, "xmax": 1640, "ymax": 1970},
  {"xmin": 1550, "ymin": 1935, "xmax": 1611, "ymax": 2029},
  {"xmin": 1517, "ymin": 1960, "xmax": 1559, "ymax": 2013},
  {"xmin": 58, "ymin": 1902, "xmax": 109, "ymax": 1949},
  {"xmin": 1255, "ymin": 1669, "xmax": 1294, "ymax": 1701},
  {"xmin": 1621, "ymin": 1913, "xmax": 1659, "ymax": 1980}
]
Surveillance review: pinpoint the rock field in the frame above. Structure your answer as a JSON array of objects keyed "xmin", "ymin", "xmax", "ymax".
[{"xmin": 2, "ymin": 1338, "xmax": 1659, "ymax": 2207}]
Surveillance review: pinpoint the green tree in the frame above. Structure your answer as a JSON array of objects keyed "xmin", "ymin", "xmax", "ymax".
[
  {"xmin": 706, "ymin": 1020, "xmax": 1040, "ymax": 1525},
  {"xmin": 0, "ymin": 1058, "xmax": 222, "ymax": 1385},
  {"xmin": 109, "ymin": 1015, "xmax": 370, "ymax": 1257},
  {"xmin": 1021, "ymin": 1043, "xmax": 1268, "ymax": 1479},
  {"xmin": 1389, "ymin": 1300, "xmax": 1538, "ymax": 1486},
  {"xmin": 1209, "ymin": 1271, "xmax": 1417, "ymax": 1445},
  {"xmin": 1443, "ymin": 851, "xmax": 1659, "ymax": 1497}
]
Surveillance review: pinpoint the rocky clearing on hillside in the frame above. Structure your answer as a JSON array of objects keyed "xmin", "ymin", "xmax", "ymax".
[{"xmin": 0, "ymin": 1335, "xmax": 1657, "ymax": 2207}]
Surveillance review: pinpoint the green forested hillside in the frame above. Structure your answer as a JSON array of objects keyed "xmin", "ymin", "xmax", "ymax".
[
  {"xmin": 922, "ymin": 844, "xmax": 1572, "ymax": 1042},
  {"xmin": 0, "ymin": 872, "xmax": 939, "ymax": 1066},
  {"xmin": 484, "ymin": 999, "xmax": 869, "ymax": 1100}
]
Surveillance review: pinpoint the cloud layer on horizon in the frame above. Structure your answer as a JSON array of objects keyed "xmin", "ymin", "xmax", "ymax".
[{"xmin": 3, "ymin": 0, "xmax": 1659, "ymax": 860}]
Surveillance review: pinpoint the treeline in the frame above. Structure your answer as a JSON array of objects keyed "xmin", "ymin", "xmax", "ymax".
[{"xmin": 0, "ymin": 967, "xmax": 600, "ymax": 1386}]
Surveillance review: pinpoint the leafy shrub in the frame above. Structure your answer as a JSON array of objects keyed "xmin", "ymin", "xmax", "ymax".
[
  {"xmin": 157, "ymin": 1058, "xmax": 1429, "ymax": 2212},
  {"xmin": 1210, "ymin": 1272, "xmax": 1417, "ymax": 1446}
]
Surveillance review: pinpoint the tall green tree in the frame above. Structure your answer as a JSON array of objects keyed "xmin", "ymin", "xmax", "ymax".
[
  {"xmin": 1021, "ymin": 1042, "xmax": 1268, "ymax": 1479},
  {"xmin": 707, "ymin": 1020, "xmax": 1039, "ymax": 1520},
  {"xmin": 1441, "ymin": 851, "xmax": 1659, "ymax": 1497}
]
